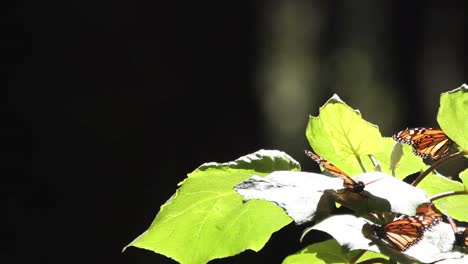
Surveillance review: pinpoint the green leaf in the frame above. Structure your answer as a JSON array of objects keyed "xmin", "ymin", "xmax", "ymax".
[
  {"xmin": 282, "ymin": 240, "xmax": 365, "ymax": 264},
  {"xmin": 124, "ymin": 150, "xmax": 298, "ymax": 264},
  {"xmin": 306, "ymin": 94, "xmax": 383, "ymax": 176},
  {"xmin": 419, "ymin": 170, "xmax": 468, "ymax": 222},
  {"xmin": 188, "ymin": 149, "xmax": 301, "ymax": 179},
  {"xmin": 373, "ymin": 137, "xmax": 427, "ymax": 180},
  {"xmin": 359, "ymin": 251, "xmax": 389, "ymax": 262},
  {"xmin": 435, "ymin": 195, "xmax": 468, "ymax": 222},
  {"xmin": 436, "ymin": 169, "xmax": 468, "ymax": 222},
  {"xmin": 282, "ymin": 240, "xmax": 388, "ymax": 264},
  {"xmin": 460, "ymin": 168, "xmax": 468, "ymax": 188},
  {"xmin": 418, "ymin": 171, "xmax": 464, "ymax": 197},
  {"xmin": 437, "ymin": 84, "xmax": 468, "ymax": 150}
]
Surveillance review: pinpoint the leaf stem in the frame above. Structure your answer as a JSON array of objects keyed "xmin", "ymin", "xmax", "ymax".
[
  {"xmin": 356, "ymin": 257, "xmax": 389, "ymax": 264},
  {"xmin": 367, "ymin": 154, "xmax": 381, "ymax": 172},
  {"xmin": 430, "ymin": 190, "xmax": 467, "ymax": 201},
  {"xmin": 349, "ymin": 250, "xmax": 366, "ymax": 264},
  {"xmin": 411, "ymin": 151, "xmax": 466, "ymax": 187},
  {"xmin": 356, "ymin": 155, "xmax": 367, "ymax": 173}
]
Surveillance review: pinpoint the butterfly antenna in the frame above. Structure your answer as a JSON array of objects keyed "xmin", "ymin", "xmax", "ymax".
[{"xmin": 364, "ymin": 177, "xmax": 384, "ymax": 186}]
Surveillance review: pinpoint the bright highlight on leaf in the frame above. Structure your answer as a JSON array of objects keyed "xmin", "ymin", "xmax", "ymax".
[
  {"xmin": 124, "ymin": 150, "xmax": 298, "ymax": 264},
  {"xmin": 235, "ymin": 171, "xmax": 429, "ymax": 224},
  {"xmin": 234, "ymin": 171, "xmax": 342, "ymax": 224},
  {"xmin": 306, "ymin": 94, "xmax": 383, "ymax": 176}
]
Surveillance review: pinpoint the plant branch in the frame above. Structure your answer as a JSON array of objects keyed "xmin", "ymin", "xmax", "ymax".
[
  {"xmin": 349, "ymin": 250, "xmax": 366, "ymax": 264},
  {"xmin": 411, "ymin": 151, "xmax": 466, "ymax": 187},
  {"xmin": 430, "ymin": 190, "xmax": 468, "ymax": 201},
  {"xmin": 357, "ymin": 258, "xmax": 389, "ymax": 264}
]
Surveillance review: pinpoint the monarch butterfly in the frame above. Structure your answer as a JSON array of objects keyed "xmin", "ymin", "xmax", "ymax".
[
  {"xmin": 415, "ymin": 202, "xmax": 443, "ymax": 227},
  {"xmin": 445, "ymin": 211, "xmax": 468, "ymax": 247},
  {"xmin": 392, "ymin": 128, "xmax": 454, "ymax": 160},
  {"xmin": 371, "ymin": 216, "xmax": 427, "ymax": 251},
  {"xmin": 304, "ymin": 150, "xmax": 365, "ymax": 193}
]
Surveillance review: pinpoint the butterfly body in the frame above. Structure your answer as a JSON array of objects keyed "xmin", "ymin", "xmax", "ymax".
[
  {"xmin": 350, "ymin": 181, "xmax": 365, "ymax": 193},
  {"xmin": 304, "ymin": 150, "xmax": 364, "ymax": 193},
  {"xmin": 393, "ymin": 128, "xmax": 454, "ymax": 159}
]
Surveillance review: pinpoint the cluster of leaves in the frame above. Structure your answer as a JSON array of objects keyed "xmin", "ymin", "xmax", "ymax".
[{"xmin": 124, "ymin": 85, "xmax": 467, "ymax": 263}]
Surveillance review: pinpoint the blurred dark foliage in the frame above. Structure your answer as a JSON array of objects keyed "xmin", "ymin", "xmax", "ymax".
[{"xmin": 4, "ymin": 1, "xmax": 468, "ymax": 263}]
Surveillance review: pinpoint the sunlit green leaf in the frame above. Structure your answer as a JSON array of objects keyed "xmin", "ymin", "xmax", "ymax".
[
  {"xmin": 124, "ymin": 150, "xmax": 298, "ymax": 264},
  {"xmin": 434, "ymin": 195, "xmax": 468, "ymax": 223},
  {"xmin": 373, "ymin": 137, "xmax": 427, "ymax": 179},
  {"xmin": 436, "ymin": 169, "xmax": 468, "ymax": 222},
  {"xmin": 282, "ymin": 240, "xmax": 389, "ymax": 264},
  {"xmin": 306, "ymin": 94, "xmax": 383, "ymax": 176},
  {"xmin": 418, "ymin": 171, "xmax": 464, "ymax": 197},
  {"xmin": 282, "ymin": 240, "xmax": 363, "ymax": 264},
  {"xmin": 359, "ymin": 251, "xmax": 389, "ymax": 262},
  {"xmin": 419, "ymin": 170, "xmax": 468, "ymax": 222},
  {"xmin": 437, "ymin": 84, "xmax": 468, "ymax": 150},
  {"xmin": 460, "ymin": 168, "xmax": 468, "ymax": 188}
]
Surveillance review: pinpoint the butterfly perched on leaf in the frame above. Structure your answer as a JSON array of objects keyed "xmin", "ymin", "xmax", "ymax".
[
  {"xmin": 370, "ymin": 216, "xmax": 429, "ymax": 251},
  {"xmin": 392, "ymin": 128, "xmax": 454, "ymax": 160},
  {"xmin": 304, "ymin": 150, "xmax": 365, "ymax": 193}
]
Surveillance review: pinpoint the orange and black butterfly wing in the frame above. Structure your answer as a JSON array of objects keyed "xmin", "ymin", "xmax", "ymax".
[
  {"xmin": 415, "ymin": 202, "xmax": 443, "ymax": 217},
  {"xmin": 415, "ymin": 214, "xmax": 441, "ymax": 229},
  {"xmin": 372, "ymin": 217, "xmax": 425, "ymax": 251},
  {"xmin": 304, "ymin": 150, "xmax": 349, "ymax": 178},
  {"xmin": 414, "ymin": 134, "xmax": 452, "ymax": 160},
  {"xmin": 304, "ymin": 150, "xmax": 364, "ymax": 192},
  {"xmin": 415, "ymin": 202, "xmax": 443, "ymax": 226},
  {"xmin": 393, "ymin": 127, "xmax": 430, "ymax": 144},
  {"xmin": 393, "ymin": 127, "xmax": 443, "ymax": 144},
  {"xmin": 393, "ymin": 128, "xmax": 453, "ymax": 159},
  {"xmin": 384, "ymin": 225, "xmax": 422, "ymax": 251}
]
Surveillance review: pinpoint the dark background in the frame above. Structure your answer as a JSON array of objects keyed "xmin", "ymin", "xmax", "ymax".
[{"xmin": 5, "ymin": 1, "xmax": 468, "ymax": 263}]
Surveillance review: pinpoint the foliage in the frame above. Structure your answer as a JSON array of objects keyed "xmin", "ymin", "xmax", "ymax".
[
  {"xmin": 125, "ymin": 85, "xmax": 468, "ymax": 263},
  {"xmin": 123, "ymin": 150, "xmax": 297, "ymax": 264}
]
